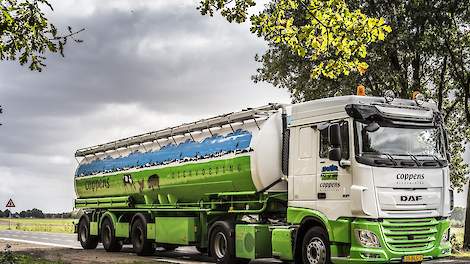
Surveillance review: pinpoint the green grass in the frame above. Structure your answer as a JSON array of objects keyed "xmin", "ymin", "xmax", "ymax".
[
  {"xmin": 0, "ymin": 218, "xmax": 76, "ymax": 233},
  {"xmin": 12, "ymin": 254, "xmax": 65, "ymax": 264}
]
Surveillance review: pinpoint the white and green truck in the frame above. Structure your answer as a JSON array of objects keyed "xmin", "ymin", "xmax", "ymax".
[{"xmin": 74, "ymin": 93, "xmax": 452, "ymax": 263}]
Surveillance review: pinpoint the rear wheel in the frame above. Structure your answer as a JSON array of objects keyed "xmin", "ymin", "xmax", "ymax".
[
  {"xmin": 301, "ymin": 226, "xmax": 330, "ymax": 264},
  {"xmin": 78, "ymin": 215, "xmax": 98, "ymax": 249},
  {"xmin": 101, "ymin": 218, "xmax": 122, "ymax": 252},
  {"xmin": 209, "ymin": 222, "xmax": 236, "ymax": 264},
  {"xmin": 131, "ymin": 215, "xmax": 155, "ymax": 256}
]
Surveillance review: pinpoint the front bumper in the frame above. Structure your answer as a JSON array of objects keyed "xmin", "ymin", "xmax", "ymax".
[{"xmin": 333, "ymin": 218, "xmax": 451, "ymax": 264}]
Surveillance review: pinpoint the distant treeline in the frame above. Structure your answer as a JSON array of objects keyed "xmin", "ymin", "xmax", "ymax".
[{"xmin": 0, "ymin": 208, "xmax": 72, "ymax": 219}]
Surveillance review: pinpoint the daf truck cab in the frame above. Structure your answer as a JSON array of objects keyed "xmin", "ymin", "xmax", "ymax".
[{"xmin": 286, "ymin": 94, "xmax": 452, "ymax": 263}]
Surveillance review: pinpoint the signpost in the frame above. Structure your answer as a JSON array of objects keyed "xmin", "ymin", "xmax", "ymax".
[{"xmin": 5, "ymin": 198, "xmax": 15, "ymax": 230}]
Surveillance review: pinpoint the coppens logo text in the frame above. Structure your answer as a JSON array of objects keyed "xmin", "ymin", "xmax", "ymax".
[{"xmin": 396, "ymin": 173, "xmax": 424, "ymax": 180}]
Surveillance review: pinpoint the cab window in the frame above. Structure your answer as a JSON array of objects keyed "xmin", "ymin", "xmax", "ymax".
[{"xmin": 319, "ymin": 121, "xmax": 349, "ymax": 159}]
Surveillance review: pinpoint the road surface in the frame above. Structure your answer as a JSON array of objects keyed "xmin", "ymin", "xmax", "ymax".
[{"xmin": 0, "ymin": 230, "xmax": 467, "ymax": 263}]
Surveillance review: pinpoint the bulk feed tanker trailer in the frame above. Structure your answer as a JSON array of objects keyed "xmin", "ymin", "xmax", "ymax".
[{"xmin": 74, "ymin": 94, "xmax": 452, "ymax": 264}]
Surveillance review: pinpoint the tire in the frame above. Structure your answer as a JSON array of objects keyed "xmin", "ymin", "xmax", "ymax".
[
  {"xmin": 209, "ymin": 222, "xmax": 236, "ymax": 264},
  {"xmin": 78, "ymin": 215, "xmax": 98, "ymax": 249},
  {"xmin": 101, "ymin": 218, "xmax": 123, "ymax": 252},
  {"xmin": 131, "ymin": 215, "xmax": 155, "ymax": 256},
  {"xmin": 301, "ymin": 226, "xmax": 330, "ymax": 264}
]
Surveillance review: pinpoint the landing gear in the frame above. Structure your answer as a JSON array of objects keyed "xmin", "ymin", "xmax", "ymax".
[
  {"xmin": 301, "ymin": 227, "xmax": 330, "ymax": 264},
  {"xmin": 101, "ymin": 218, "xmax": 123, "ymax": 252},
  {"xmin": 161, "ymin": 244, "xmax": 178, "ymax": 251},
  {"xmin": 196, "ymin": 245, "xmax": 208, "ymax": 255},
  {"xmin": 78, "ymin": 215, "xmax": 98, "ymax": 249},
  {"xmin": 131, "ymin": 214, "xmax": 155, "ymax": 256}
]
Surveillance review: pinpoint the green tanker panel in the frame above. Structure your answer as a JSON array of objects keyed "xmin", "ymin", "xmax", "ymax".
[{"xmin": 75, "ymin": 155, "xmax": 256, "ymax": 204}]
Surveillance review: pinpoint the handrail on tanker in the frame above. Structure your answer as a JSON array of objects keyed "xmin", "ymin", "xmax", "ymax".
[{"xmin": 75, "ymin": 103, "xmax": 283, "ymax": 157}]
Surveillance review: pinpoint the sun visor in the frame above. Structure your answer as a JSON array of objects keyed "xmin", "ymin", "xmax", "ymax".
[
  {"xmin": 345, "ymin": 104, "xmax": 434, "ymax": 123},
  {"xmin": 375, "ymin": 105, "xmax": 433, "ymax": 120}
]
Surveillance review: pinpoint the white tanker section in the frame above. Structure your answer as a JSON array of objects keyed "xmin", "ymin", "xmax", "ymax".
[{"xmin": 75, "ymin": 108, "xmax": 288, "ymax": 193}]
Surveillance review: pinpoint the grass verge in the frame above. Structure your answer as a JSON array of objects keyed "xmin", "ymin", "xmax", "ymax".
[{"xmin": 0, "ymin": 218, "xmax": 76, "ymax": 233}]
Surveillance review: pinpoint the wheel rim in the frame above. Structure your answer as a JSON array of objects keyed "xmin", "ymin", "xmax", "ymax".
[
  {"xmin": 213, "ymin": 232, "xmax": 227, "ymax": 259},
  {"xmin": 79, "ymin": 224, "xmax": 88, "ymax": 242},
  {"xmin": 306, "ymin": 237, "xmax": 326, "ymax": 264}
]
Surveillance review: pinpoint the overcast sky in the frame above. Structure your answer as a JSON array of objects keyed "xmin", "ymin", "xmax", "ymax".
[
  {"xmin": 0, "ymin": 0, "xmax": 290, "ymax": 213},
  {"xmin": 0, "ymin": 0, "xmax": 468, "ymax": 213}
]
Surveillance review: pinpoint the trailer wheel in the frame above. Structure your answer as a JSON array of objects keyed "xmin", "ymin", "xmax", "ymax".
[
  {"xmin": 209, "ymin": 222, "xmax": 236, "ymax": 264},
  {"xmin": 301, "ymin": 226, "xmax": 330, "ymax": 264},
  {"xmin": 131, "ymin": 215, "xmax": 155, "ymax": 256},
  {"xmin": 101, "ymin": 218, "xmax": 123, "ymax": 252},
  {"xmin": 78, "ymin": 215, "xmax": 98, "ymax": 249}
]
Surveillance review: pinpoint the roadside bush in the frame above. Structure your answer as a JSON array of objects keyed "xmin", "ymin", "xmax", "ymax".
[
  {"xmin": 451, "ymin": 233, "xmax": 463, "ymax": 254},
  {"xmin": 0, "ymin": 244, "xmax": 16, "ymax": 264}
]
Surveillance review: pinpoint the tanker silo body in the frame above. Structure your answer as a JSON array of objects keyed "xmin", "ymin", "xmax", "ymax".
[{"xmin": 74, "ymin": 105, "xmax": 287, "ymax": 205}]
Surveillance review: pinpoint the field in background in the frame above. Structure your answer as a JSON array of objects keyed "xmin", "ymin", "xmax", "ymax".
[{"xmin": 0, "ymin": 218, "xmax": 76, "ymax": 233}]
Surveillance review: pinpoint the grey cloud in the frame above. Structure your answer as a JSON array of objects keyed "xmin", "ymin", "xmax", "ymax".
[{"xmin": 0, "ymin": 1, "xmax": 290, "ymax": 212}]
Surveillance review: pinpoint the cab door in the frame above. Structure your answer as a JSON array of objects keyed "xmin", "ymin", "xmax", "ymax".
[
  {"xmin": 316, "ymin": 120, "xmax": 352, "ymax": 200},
  {"xmin": 290, "ymin": 125, "xmax": 318, "ymax": 201}
]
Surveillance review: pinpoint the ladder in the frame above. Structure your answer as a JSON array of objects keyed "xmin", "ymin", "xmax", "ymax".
[{"xmin": 75, "ymin": 104, "xmax": 282, "ymax": 157}]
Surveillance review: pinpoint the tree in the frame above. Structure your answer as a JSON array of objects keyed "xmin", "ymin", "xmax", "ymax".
[
  {"xmin": 3, "ymin": 209, "xmax": 11, "ymax": 217},
  {"xmin": 198, "ymin": 0, "xmax": 469, "ymax": 186},
  {"xmin": 198, "ymin": 0, "xmax": 391, "ymax": 79},
  {"xmin": 0, "ymin": 0, "xmax": 83, "ymax": 72},
  {"xmin": 198, "ymin": 0, "xmax": 470, "ymax": 248},
  {"xmin": 252, "ymin": 0, "xmax": 470, "ymax": 187}
]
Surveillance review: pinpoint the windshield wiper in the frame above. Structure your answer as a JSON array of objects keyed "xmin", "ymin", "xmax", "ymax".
[
  {"xmin": 407, "ymin": 152, "xmax": 421, "ymax": 167},
  {"xmin": 432, "ymin": 155, "xmax": 444, "ymax": 166},
  {"xmin": 410, "ymin": 154, "xmax": 445, "ymax": 166},
  {"xmin": 383, "ymin": 153, "xmax": 398, "ymax": 166}
]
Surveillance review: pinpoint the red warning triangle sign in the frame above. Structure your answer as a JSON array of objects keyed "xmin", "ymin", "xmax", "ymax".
[{"xmin": 5, "ymin": 199, "xmax": 15, "ymax": 208}]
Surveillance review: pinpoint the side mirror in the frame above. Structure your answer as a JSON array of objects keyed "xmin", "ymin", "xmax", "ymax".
[
  {"xmin": 365, "ymin": 122, "xmax": 380, "ymax": 132},
  {"xmin": 328, "ymin": 124, "xmax": 341, "ymax": 147},
  {"xmin": 328, "ymin": 147, "xmax": 341, "ymax": 161}
]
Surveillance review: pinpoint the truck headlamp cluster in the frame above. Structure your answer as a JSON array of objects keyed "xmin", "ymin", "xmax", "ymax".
[
  {"xmin": 384, "ymin": 90, "xmax": 395, "ymax": 103},
  {"xmin": 413, "ymin": 92, "xmax": 426, "ymax": 106},
  {"xmin": 355, "ymin": 229, "xmax": 381, "ymax": 248},
  {"xmin": 441, "ymin": 228, "xmax": 450, "ymax": 245}
]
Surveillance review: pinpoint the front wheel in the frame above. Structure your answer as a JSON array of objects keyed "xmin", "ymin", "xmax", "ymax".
[
  {"xmin": 301, "ymin": 226, "xmax": 330, "ymax": 264},
  {"xmin": 78, "ymin": 215, "xmax": 98, "ymax": 249}
]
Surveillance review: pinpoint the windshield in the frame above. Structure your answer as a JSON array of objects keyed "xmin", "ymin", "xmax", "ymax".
[{"xmin": 355, "ymin": 122, "xmax": 446, "ymax": 159}]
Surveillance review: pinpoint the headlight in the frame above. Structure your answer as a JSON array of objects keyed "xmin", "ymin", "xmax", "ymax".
[
  {"xmin": 384, "ymin": 90, "xmax": 395, "ymax": 103},
  {"xmin": 441, "ymin": 228, "xmax": 450, "ymax": 245},
  {"xmin": 355, "ymin": 229, "xmax": 381, "ymax": 248},
  {"xmin": 413, "ymin": 92, "xmax": 425, "ymax": 106}
]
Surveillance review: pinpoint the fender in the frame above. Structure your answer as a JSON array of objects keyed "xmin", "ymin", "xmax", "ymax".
[
  {"xmin": 100, "ymin": 211, "xmax": 118, "ymax": 228},
  {"xmin": 287, "ymin": 207, "xmax": 334, "ymax": 241}
]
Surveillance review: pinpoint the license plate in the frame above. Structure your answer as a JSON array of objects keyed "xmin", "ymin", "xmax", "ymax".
[{"xmin": 402, "ymin": 255, "xmax": 424, "ymax": 263}]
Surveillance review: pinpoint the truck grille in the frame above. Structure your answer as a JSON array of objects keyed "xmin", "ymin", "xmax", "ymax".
[{"xmin": 381, "ymin": 218, "xmax": 438, "ymax": 252}]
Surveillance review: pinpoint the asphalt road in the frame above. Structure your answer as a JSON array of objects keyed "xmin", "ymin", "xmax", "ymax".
[{"xmin": 0, "ymin": 230, "xmax": 467, "ymax": 264}]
